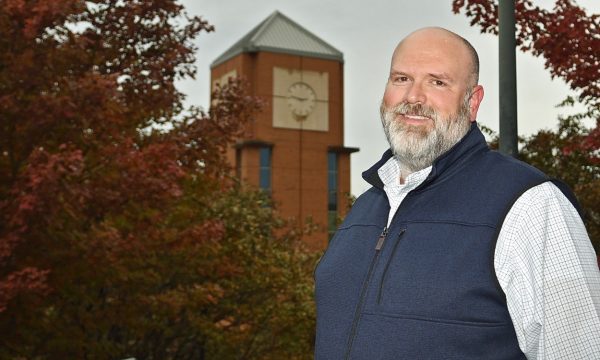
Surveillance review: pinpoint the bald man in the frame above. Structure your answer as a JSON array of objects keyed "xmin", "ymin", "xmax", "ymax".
[{"xmin": 314, "ymin": 28, "xmax": 600, "ymax": 359}]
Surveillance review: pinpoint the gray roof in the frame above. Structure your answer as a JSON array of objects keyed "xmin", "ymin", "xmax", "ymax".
[{"xmin": 211, "ymin": 11, "xmax": 343, "ymax": 68}]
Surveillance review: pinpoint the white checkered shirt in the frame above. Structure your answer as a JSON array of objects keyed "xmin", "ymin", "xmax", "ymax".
[{"xmin": 378, "ymin": 156, "xmax": 600, "ymax": 359}]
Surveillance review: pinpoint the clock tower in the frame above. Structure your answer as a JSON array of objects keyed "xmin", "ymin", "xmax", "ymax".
[{"xmin": 210, "ymin": 11, "xmax": 358, "ymax": 250}]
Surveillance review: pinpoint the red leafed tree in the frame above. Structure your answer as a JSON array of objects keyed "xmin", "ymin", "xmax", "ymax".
[
  {"xmin": 453, "ymin": 0, "xmax": 599, "ymax": 252},
  {"xmin": 452, "ymin": 0, "xmax": 599, "ymax": 109},
  {"xmin": 0, "ymin": 1, "xmax": 316, "ymax": 358},
  {"xmin": 1, "ymin": 0, "xmax": 212, "ymax": 317}
]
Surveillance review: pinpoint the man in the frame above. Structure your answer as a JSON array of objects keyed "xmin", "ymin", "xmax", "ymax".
[{"xmin": 314, "ymin": 27, "xmax": 600, "ymax": 359}]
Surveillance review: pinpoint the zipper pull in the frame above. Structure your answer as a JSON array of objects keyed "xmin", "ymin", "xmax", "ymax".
[{"xmin": 375, "ymin": 227, "xmax": 388, "ymax": 251}]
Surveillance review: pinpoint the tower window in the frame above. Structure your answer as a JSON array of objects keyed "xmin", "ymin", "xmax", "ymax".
[
  {"xmin": 327, "ymin": 152, "xmax": 338, "ymax": 239},
  {"xmin": 259, "ymin": 147, "xmax": 271, "ymax": 194}
]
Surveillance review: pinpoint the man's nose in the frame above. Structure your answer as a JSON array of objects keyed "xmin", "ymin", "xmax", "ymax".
[{"xmin": 404, "ymin": 82, "xmax": 426, "ymax": 104}]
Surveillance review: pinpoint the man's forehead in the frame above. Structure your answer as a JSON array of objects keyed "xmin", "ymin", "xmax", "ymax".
[
  {"xmin": 394, "ymin": 29, "xmax": 467, "ymax": 57},
  {"xmin": 390, "ymin": 28, "xmax": 472, "ymax": 76},
  {"xmin": 397, "ymin": 27, "xmax": 464, "ymax": 48}
]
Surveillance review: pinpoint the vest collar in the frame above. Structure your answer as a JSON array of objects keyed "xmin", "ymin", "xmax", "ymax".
[{"xmin": 362, "ymin": 123, "xmax": 488, "ymax": 190}]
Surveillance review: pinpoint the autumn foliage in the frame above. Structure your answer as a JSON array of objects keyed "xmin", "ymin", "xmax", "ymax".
[
  {"xmin": 452, "ymin": 0, "xmax": 599, "ymax": 108},
  {"xmin": 453, "ymin": 0, "xmax": 599, "ymax": 251},
  {"xmin": 0, "ymin": 1, "xmax": 316, "ymax": 358}
]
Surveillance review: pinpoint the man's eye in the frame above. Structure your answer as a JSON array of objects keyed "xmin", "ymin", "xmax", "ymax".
[
  {"xmin": 433, "ymin": 80, "xmax": 446, "ymax": 86},
  {"xmin": 392, "ymin": 76, "xmax": 408, "ymax": 83}
]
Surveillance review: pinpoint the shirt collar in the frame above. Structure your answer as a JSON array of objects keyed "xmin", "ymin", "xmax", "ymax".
[
  {"xmin": 377, "ymin": 156, "xmax": 432, "ymax": 189},
  {"xmin": 363, "ymin": 122, "xmax": 488, "ymax": 190}
]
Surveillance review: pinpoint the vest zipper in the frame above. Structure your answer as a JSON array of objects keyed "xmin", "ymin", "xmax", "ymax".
[
  {"xmin": 344, "ymin": 227, "xmax": 388, "ymax": 360},
  {"xmin": 377, "ymin": 228, "xmax": 406, "ymax": 304}
]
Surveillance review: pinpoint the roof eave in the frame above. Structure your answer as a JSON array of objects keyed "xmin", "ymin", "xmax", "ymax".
[{"xmin": 211, "ymin": 47, "xmax": 344, "ymax": 69}]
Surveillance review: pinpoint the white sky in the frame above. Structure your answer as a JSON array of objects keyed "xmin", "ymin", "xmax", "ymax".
[{"xmin": 177, "ymin": 0, "xmax": 598, "ymax": 196}]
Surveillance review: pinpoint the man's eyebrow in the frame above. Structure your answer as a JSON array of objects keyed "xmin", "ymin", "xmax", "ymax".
[
  {"xmin": 389, "ymin": 70, "xmax": 407, "ymax": 76},
  {"xmin": 429, "ymin": 72, "xmax": 453, "ymax": 81}
]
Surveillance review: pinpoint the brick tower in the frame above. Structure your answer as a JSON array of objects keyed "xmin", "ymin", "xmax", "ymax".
[{"xmin": 211, "ymin": 11, "xmax": 358, "ymax": 249}]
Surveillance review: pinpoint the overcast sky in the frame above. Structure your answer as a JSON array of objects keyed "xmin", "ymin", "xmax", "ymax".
[{"xmin": 178, "ymin": 0, "xmax": 598, "ymax": 196}]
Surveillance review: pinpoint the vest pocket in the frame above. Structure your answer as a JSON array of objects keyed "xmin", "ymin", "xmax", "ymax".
[
  {"xmin": 377, "ymin": 228, "xmax": 406, "ymax": 304},
  {"xmin": 350, "ymin": 312, "xmax": 523, "ymax": 360},
  {"xmin": 372, "ymin": 222, "xmax": 504, "ymax": 325}
]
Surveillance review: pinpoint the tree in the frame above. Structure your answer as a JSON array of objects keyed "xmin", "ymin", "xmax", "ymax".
[
  {"xmin": 0, "ymin": 1, "xmax": 316, "ymax": 358},
  {"xmin": 452, "ymin": 0, "xmax": 599, "ymax": 109},
  {"xmin": 1, "ymin": 0, "xmax": 211, "ymax": 314},
  {"xmin": 453, "ymin": 0, "xmax": 599, "ymax": 252}
]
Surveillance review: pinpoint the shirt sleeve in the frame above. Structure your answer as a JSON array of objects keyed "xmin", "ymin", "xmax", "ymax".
[{"xmin": 494, "ymin": 182, "xmax": 600, "ymax": 359}]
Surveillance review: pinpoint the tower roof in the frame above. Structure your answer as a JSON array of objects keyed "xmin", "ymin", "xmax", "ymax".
[{"xmin": 211, "ymin": 11, "xmax": 344, "ymax": 68}]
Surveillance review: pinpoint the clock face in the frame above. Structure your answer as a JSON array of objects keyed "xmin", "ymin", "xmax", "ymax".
[{"xmin": 287, "ymin": 82, "xmax": 316, "ymax": 118}]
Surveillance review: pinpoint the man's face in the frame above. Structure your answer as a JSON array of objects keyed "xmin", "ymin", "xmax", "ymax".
[
  {"xmin": 380, "ymin": 94, "xmax": 471, "ymax": 173},
  {"xmin": 380, "ymin": 29, "xmax": 482, "ymax": 173}
]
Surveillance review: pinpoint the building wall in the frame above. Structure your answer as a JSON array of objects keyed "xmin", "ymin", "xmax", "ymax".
[{"xmin": 212, "ymin": 51, "xmax": 352, "ymax": 250}]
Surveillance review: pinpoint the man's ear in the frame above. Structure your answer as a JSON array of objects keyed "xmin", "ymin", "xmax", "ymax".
[{"xmin": 468, "ymin": 85, "xmax": 484, "ymax": 122}]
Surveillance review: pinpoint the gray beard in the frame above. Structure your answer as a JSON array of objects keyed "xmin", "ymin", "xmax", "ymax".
[{"xmin": 380, "ymin": 97, "xmax": 471, "ymax": 174}]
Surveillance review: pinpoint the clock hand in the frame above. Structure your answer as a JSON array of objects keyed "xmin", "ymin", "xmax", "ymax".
[{"xmin": 289, "ymin": 95, "xmax": 308, "ymax": 101}]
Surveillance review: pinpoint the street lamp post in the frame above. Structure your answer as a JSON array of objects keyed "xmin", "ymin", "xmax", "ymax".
[{"xmin": 499, "ymin": 0, "xmax": 518, "ymax": 157}]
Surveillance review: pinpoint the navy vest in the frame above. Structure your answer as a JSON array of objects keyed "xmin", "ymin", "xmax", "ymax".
[{"xmin": 314, "ymin": 124, "xmax": 577, "ymax": 359}]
